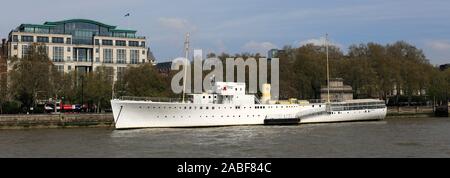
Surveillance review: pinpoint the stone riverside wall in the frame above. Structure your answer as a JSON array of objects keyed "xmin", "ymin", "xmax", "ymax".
[{"xmin": 0, "ymin": 114, "xmax": 114, "ymax": 129}]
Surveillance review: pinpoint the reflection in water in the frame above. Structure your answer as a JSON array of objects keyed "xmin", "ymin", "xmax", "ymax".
[{"xmin": 0, "ymin": 118, "xmax": 449, "ymax": 158}]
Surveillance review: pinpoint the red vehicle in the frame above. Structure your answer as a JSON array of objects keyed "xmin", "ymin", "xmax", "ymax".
[{"xmin": 44, "ymin": 100, "xmax": 86, "ymax": 113}]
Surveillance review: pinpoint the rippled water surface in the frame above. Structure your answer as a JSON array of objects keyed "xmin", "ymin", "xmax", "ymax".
[{"xmin": 1, "ymin": 117, "xmax": 449, "ymax": 157}]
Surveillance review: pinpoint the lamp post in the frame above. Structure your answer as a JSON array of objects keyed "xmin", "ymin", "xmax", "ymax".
[{"xmin": 81, "ymin": 75, "xmax": 84, "ymax": 109}]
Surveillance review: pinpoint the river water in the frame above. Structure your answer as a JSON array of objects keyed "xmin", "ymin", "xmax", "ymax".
[{"xmin": 0, "ymin": 117, "xmax": 449, "ymax": 158}]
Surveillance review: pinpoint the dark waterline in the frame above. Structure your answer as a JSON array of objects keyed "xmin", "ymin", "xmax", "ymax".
[{"xmin": 1, "ymin": 117, "xmax": 449, "ymax": 158}]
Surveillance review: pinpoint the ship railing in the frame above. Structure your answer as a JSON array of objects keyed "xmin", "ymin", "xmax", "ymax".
[
  {"xmin": 309, "ymin": 99, "xmax": 342, "ymax": 103},
  {"xmin": 120, "ymin": 96, "xmax": 193, "ymax": 103}
]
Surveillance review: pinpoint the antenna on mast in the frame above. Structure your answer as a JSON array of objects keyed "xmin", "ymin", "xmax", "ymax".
[{"xmin": 182, "ymin": 33, "xmax": 190, "ymax": 103}]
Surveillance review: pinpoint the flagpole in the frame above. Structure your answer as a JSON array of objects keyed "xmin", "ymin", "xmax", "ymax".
[{"xmin": 182, "ymin": 33, "xmax": 190, "ymax": 103}]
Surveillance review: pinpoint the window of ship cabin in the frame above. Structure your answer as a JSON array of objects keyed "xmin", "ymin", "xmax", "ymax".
[
  {"xmin": 212, "ymin": 107, "xmax": 215, "ymax": 110},
  {"xmin": 200, "ymin": 107, "xmax": 202, "ymax": 109},
  {"xmin": 235, "ymin": 88, "xmax": 238, "ymax": 91},
  {"xmin": 208, "ymin": 96, "xmax": 211, "ymax": 99},
  {"xmin": 203, "ymin": 96, "xmax": 205, "ymax": 99},
  {"xmin": 206, "ymin": 107, "xmax": 209, "ymax": 109}
]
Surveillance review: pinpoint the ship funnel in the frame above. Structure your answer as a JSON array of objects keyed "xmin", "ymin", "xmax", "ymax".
[{"xmin": 261, "ymin": 83, "xmax": 271, "ymax": 104}]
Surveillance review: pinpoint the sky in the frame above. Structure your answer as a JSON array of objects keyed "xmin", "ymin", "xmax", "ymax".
[{"xmin": 0, "ymin": 0, "xmax": 449, "ymax": 65}]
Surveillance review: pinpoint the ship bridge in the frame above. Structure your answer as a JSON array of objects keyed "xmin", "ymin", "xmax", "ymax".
[{"xmin": 191, "ymin": 82, "xmax": 256, "ymax": 105}]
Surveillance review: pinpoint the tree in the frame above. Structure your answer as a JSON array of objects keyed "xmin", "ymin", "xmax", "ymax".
[
  {"xmin": 117, "ymin": 63, "xmax": 169, "ymax": 97},
  {"xmin": 8, "ymin": 43, "xmax": 60, "ymax": 112},
  {"xmin": 84, "ymin": 66, "xmax": 113, "ymax": 113}
]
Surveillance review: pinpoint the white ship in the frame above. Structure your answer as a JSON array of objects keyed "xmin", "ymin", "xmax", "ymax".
[{"xmin": 110, "ymin": 83, "xmax": 387, "ymax": 129}]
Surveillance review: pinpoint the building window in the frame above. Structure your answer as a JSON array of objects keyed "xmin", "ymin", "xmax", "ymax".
[
  {"xmin": 68, "ymin": 66, "xmax": 72, "ymax": 71},
  {"xmin": 95, "ymin": 39, "xmax": 100, "ymax": 45},
  {"xmin": 67, "ymin": 47, "xmax": 71, "ymax": 52},
  {"xmin": 130, "ymin": 50, "xmax": 139, "ymax": 64},
  {"xmin": 116, "ymin": 40, "xmax": 126, "ymax": 46},
  {"xmin": 117, "ymin": 49, "xmax": 126, "ymax": 64},
  {"xmin": 55, "ymin": 65, "xmax": 64, "ymax": 72},
  {"xmin": 13, "ymin": 45, "xmax": 17, "ymax": 50},
  {"xmin": 37, "ymin": 36, "xmax": 49, "ymax": 43},
  {"xmin": 52, "ymin": 47, "xmax": 64, "ymax": 62},
  {"xmin": 21, "ymin": 36, "xmax": 34, "ymax": 42},
  {"xmin": 103, "ymin": 49, "xmax": 113, "ymax": 63},
  {"xmin": 96, "ymin": 57, "xmax": 100, "ymax": 62},
  {"xmin": 66, "ymin": 38, "xmax": 72, "ymax": 44},
  {"xmin": 102, "ymin": 40, "xmax": 113, "ymax": 46},
  {"xmin": 67, "ymin": 56, "xmax": 71, "ymax": 61},
  {"xmin": 129, "ymin": 41, "xmax": 139, "ymax": 47},
  {"xmin": 37, "ymin": 46, "xmax": 49, "ymax": 54},
  {"xmin": 141, "ymin": 41, "xmax": 145, "ymax": 47},
  {"xmin": 13, "ymin": 35, "xmax": 18, "ymax": 42},
  {"xmin": 142, "ymin": 50, "xmax": 145, "ymax": 55},
  {"xmin": 96, "ymin": 48, "xmax": 99, "ymax": 53},
  {"xmin": 52, "ymin": 37, "xmax": 64, "ymax": 43},
  {"xmin": 22, "ymin": 45, "xmax": 30, "ymax": 57}
]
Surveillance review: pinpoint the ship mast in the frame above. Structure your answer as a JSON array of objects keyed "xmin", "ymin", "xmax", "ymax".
[
  {"xmin": 326, "ymin": 33, "xmax": 330, "ymax": 104},
  {"xmin": 182, "ymin": 33, "xmax": 190, "ymax": 103}
]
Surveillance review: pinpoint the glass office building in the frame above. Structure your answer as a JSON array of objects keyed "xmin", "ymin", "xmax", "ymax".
[{"xmin": 7, "ymin": 19, "xmax": 153, "ymax": 80}]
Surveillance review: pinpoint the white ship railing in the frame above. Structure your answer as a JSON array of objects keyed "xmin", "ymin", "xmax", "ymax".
[{"xmin": 120, "ymin": 96, "xmax": 193, "ymax": 103}]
